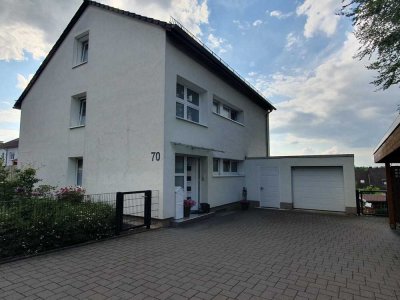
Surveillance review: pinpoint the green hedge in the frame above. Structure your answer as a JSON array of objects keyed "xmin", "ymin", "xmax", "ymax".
[{"xmin": 0, "ymin": 198, "xmax": 115, "ymax": 259}]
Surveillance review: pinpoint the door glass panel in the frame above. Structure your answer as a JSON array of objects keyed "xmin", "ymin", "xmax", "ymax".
[
  {"xmin": 175, "ymin": 176, "xmax": 184, "ymax": 188},
  {"xmin": 175, "ymin": 156, "xmax": 184, "ymax": 173}
]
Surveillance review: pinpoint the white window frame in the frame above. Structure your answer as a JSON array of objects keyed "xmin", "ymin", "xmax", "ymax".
[
  {"xmin": 76, "ymin": 158, "xmax": 83, "ymax": 186},
  {"xmin": 176, "ymin": 83, "xmax": 201, "ymax": 124},
  {"xmin": 213, "ymin": 158, "xmax": 242, "ymax": 176},
  {"xmin": 74, "ymin": 31, "xmax": 89, "ymax": 67},
  {"xmin": 212, "ymin": 99, "xmax": 243, "ymax": 125},
  {"xmin": 70, "ymin": 93, "xmax": 87, "ymax": 128},
  {"xmin": 78, "ymin": 97, "xmax": 86, "ymax": 126}
]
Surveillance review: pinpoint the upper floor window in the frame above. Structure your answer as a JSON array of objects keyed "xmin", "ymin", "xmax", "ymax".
[
  {"xmin": 176, "ymin": 83, "xmax": 200, "ymax": 123},
  {"xmin": 79, "ymin": 98, "xmax": 86, "ymax": 126},
  {"xmin": 74, "ymin": 32, "xmax": 89, "ymax": 66},
  {"xmin": 213, "ymin": 99, "xmax": 243, "ymax": 124},
  {"xmin": 70, "ymin": 93, "xmax": 87, "ymax": 128}
]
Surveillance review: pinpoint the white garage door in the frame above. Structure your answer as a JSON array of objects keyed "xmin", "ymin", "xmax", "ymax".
[
  {"xmin": 259, "ymin": 167, "xmax": 280, "ymax": 208},
  {"xmin": 292, "ymin": 167, "xmax": 345, "ymax": 212}
]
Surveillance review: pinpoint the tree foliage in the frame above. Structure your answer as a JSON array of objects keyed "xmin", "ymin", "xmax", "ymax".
[{"xmin": 340, "ymin": 0, "xmax": 400, "ymax": 90}]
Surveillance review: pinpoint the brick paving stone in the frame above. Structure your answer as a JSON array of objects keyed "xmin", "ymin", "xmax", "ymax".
[{"xmin": 0, "ymin": 210, "xmax": 400, "ymax": 299}]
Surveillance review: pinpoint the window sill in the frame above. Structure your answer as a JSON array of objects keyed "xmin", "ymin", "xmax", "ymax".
[
  {"xmin": 212, "ymin": 174, "xmax": 245, "ymax": 178},
  {"xmin": 176, "ymin": 116, "xmax": 208, "ymax": 128},
  {"xmin": 213, "ymin": 112, "xmax": 244, "ymax": 126},
  {"xmin": 70, "ymin": 125, "xmax": 85, "ymax": 129},
  {"xmin": 72, "ymin": 61, "xmax": 88, "ymax": 69}
]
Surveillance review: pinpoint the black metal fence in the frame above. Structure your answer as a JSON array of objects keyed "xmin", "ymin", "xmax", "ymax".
[
  {"xmin": 0, "ymin": 190, "xmax": 159, "ymax": 259},
  {"xmin": 356, "ymin": 189, "xmax": 388, "ymax": 216},
  {"xmin": 115, "ymin": 190, "xmax": 159, "ymax": 234}
]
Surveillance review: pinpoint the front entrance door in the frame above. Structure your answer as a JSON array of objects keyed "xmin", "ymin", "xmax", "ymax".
[{"xmin": 175, "ymin": 155, "xmax": 200, "ymax": 211}]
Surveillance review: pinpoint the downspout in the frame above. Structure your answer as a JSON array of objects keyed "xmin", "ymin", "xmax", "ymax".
[{"xmin": 265, "ymin": 110, "xmax": 271, "ymax": 157}]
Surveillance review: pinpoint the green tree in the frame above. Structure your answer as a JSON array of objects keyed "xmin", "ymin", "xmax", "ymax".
[{"xmin": 340, "ymin": 0, "xmax": 400, "ymax": 90}]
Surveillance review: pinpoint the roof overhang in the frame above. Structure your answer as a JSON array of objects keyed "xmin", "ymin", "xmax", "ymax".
[
  {"xmin": 374, "ymin": 115, "xmax": 400, "ymax": 163},
  {"xmin": 172, "ymin": 142, "xmax": 224, "ymax": 153}
]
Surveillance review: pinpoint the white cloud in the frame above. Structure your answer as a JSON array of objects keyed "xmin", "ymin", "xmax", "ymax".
[
  {"xmin": 16, "ymin": 73, "xmax": 34, "ymax": 90},
  {"xmin": 0, "ymin": 129, "xmax": 19, "ymax": 143},
  {"xmin": 249, "ymin": 33, "xmax": 400, "ymax": 166},
  {"xmin": 207, "ymin": 33, "xmax": 232, "ymax": 54},
  {"xmin": 0, "ymin": 23, "xmax": 51, "ymax": 61},
  {"xmin": 269, "ymin": 10, "xmax": 292, "ymax": 19},
  {"xmin": 322, "ymin": 146, "xmax": 339, "ymax": 155},
  {"xmin": 233, "ymin": 20, "xmax": 250, "ymax": 31},
  {"xmin": 0, "ymin": 100, "xmax": 21, "ymax": 142},
  {"xmin": 296, "ymin": 0, "xmax": 340, "ymax": 38},
  {"xmin": 252, "ymin": 20, "xmax": 262, "ymax": 27},
  {"xmin": 285, "ymin": 32, "xmax": 302, "ymax": 51},
  {"xmin": 0, "ymin": 109, "xmax": 20, "ymax": 124},
  {"xmin": 0, "ymin": 0, "xmax": 209, "ymax": 61},
  {"xmin": 100, "ymin": 0, "xmax": 209, "ymax": 37}
]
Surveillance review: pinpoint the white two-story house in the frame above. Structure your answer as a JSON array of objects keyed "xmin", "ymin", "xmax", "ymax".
[
  {"xmin": 15, "ymin": 1, "xmax": 274, "ymax": 219},
  {"xmin": 15, "ymin": 1, "xmax": 356, "ymax": 218}
]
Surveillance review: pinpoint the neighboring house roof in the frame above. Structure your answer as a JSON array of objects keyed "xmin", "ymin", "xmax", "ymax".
[
  {"xmin": 14, "ymin": 1, "xmax": 275, "ymax": 112},
  {"xmin": 0, "ymin": 138, "xmax": 19, "ymax": 149},
  {"xmin": 362, "ymin": 194, "xmax": 386, "ymax": 203}
]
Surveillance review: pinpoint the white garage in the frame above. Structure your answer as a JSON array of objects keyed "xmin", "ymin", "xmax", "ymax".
[
  {"xmin": 292, "ymin": 167, "xmax": 345, "ymax": 212},
  {"xmin": 244, "ymin": 155, "xmax": 356, "ymax": 214}
]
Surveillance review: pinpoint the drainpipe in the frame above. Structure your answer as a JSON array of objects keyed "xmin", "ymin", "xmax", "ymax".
[{"xmin": 265, "ymin": 110, "xmax": 271, "ymax": 157}]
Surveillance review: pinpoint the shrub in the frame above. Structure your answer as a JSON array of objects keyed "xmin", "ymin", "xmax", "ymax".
[
  {"xmin": 55, "ymin": 186, "xmax": 85, "ymax": 203},
  {"xmin": 0, "ymin": 198, "xmax": 116, "ymax": 258}
]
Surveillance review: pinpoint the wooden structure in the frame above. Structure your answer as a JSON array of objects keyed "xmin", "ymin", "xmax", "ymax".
[{"xmin": 374, "ymin": 115, "xmax": 400, "ymax": 229}]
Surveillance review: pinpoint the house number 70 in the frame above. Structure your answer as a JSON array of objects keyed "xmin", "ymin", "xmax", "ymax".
[{"xmin": 151, "ymin": 152, "xmax": 161, "ymax": 161}]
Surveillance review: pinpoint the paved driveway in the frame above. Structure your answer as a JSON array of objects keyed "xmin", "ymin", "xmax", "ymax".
[{"xmin": 1, "ymin": 210, "xmax": 400, "ymax": 300}]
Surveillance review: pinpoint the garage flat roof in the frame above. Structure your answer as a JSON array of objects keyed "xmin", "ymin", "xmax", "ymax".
[{"xmin": 246, "ymin": 154, "xmax": 354, "ymax": 160}]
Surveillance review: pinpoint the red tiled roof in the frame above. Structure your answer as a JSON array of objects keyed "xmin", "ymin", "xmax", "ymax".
[{"xmin": 362, "ymin": 194, "xmax": 386, "ymax": 202}]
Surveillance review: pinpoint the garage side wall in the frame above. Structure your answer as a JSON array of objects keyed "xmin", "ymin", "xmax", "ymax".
[{"xmin": 244, "ymin": 155, "xmax": 356, "ymax": 213}]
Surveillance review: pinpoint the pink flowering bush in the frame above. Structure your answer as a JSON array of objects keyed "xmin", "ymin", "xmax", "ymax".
[
  {"xmin": 55, "ymin": 186, "xmax": 85, "ymax": 203},
  {"xmin": 183, "ymin": 199, "xmax": 196, "ymax": 208}
]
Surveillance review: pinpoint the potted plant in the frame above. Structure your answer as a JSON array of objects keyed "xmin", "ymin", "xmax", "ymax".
[
  {"xmin": 240, "ymin": 199, "xmax": 250, "ymax": 210},
  {"xmin": 183, "ymin": 199, "xmax": 196, "ymax": 217}
]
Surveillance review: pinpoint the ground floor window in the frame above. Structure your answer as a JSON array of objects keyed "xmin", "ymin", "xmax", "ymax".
[
  {"xmin": 76, "ymin": 158, "xmax": 83, "ymax": 186},
  {"xmin": 213, "ymin": 158, "xmax": 241, "ymax": 176}
]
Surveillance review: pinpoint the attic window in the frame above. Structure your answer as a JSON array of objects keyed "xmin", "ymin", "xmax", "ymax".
[{"xmin": 74, "ymin": 32, "xmax": 89, "ymax": 66}]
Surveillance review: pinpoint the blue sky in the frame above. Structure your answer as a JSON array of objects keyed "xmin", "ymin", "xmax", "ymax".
[{"xmin": 0, "ymin": 0, "xmax": 399, "ymax": 166}]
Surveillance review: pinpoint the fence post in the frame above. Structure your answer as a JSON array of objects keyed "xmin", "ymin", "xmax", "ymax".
[
  {"xmin": 144, "ymin": 190, "xmax": 152, "ymax": 229},
  {"xmin": 356, "ymin": 190, "xmax": 360, "ymax": 216},
  {"xmin": 115, "ymin": 192, "xmax": 123, "ymax": 235}
]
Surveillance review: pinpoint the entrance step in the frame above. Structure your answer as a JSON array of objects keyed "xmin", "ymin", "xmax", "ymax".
[{"xmin": 171, "ymin": 212, "xmax": 215, "ymax": 227}]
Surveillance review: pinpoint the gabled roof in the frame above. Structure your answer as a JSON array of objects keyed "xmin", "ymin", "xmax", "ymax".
[
  {"xmin": 14, "ymin": 0, "xmax": 275, "ymax": 111},
  {"xmin": 0, "ymin": 138, "xmax": 19, "ymax": 149}
]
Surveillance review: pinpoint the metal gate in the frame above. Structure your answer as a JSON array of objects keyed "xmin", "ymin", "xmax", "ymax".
[
  {"xmin": 356, "ymin": 190, "xmax": 388, "ymax": 216},
  {"xmin": 115, "ymin": 190, "xmax": 152, "ymax": 234}
]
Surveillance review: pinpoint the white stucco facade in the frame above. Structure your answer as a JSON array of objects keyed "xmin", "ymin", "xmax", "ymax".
[{"xmin": 19, "ymin": 7, "xmax": 167, "ymax": 214}]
